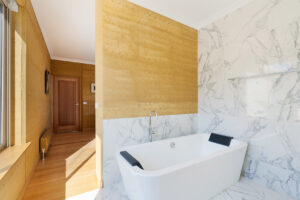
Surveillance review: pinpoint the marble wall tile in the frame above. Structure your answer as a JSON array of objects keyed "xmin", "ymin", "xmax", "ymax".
[
  {"xmin": 100, "ymin": 114, "xmax": 198, "ymax": 200},
  {"xmin": 198, "ymin": 0, "xmax": 300, "ymax": 198},
  {"xmin": 197, "ymin": 112, "xmax": 300, "ymax": 199}
]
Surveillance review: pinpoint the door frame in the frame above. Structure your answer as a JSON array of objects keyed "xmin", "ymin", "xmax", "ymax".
[{"xmin": 52, "ymin": 75, "xmax": 82, "ymax": 133}]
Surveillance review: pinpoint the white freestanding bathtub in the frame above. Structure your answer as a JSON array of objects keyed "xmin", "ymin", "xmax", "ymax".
[{"xmin": 117, "ymin": 133, "xmax": 247, "ymax": 200}]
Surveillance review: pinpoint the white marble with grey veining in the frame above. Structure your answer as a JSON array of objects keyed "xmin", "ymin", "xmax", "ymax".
[
  {"xmin": 212, "ymin": 178, "xmax": 293, "ymax": 200},
  {"xmin": 197, "ymin": 114, "xmax": 300, "ymax": 199},
  {"xmin": 198, "ymin": 0, "xmax": 300, "ymax": 122},
  {"xmin": 67, "ymin": 178, "xmax": 294, "ymax": 200},
  {"xmin": 95, "ymin": 177, "xmax": 292, "ymax": 200},
  {"xmin": 99, "ymin": 113, "xmax": 297, "ymax": 200},
  {"xmin": 198, "ymin": 0, "xmax": 300, "ymax": 199},
  {"xmin": 67, "ymin": 178, "xmax": 293, "ymax": 200}
]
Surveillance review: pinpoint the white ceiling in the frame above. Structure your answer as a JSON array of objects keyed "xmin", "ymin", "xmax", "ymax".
[
  {"xmin": 31, "ymin": 0, "xmax": 253, "ymax": 65},
  {"xmin": 128, "ymin": 0, "xmax": 253, "ymax": 29},
  {"xmin": 31, "ymin": 0, "xmax": 95, "ymax": 64}
]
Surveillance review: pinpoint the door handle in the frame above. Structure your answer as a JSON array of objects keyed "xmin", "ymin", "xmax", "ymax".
[{"xmin": 74, "ymin": 103, "xmax": 80, "ymax": 106}]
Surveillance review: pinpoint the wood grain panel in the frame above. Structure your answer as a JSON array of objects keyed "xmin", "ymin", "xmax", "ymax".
[
  {"xmin": 95, "ymin": 0, "xmax": 104, "ymax": 184},
  {"xmin": 51, "ymin": 60, "xmax": 82, "ymax": 77},
  {"xmin": 58, "ymin": 81, "xmax": 76, "ymax": 125},
  {"xmin": 97, "ymin": 0, "xmax": 198, "ymax": 119},
  {"xmin": 54, "ymin": 76, "xmax": 81, "ymax": 133},
  {"xmin": 82, "ymin": 66, "xmax": 96, "ymax": 129},
  {"xmin": 0, "ymin": 152, "xmax": 26, "ymax": 200},
  {"xmin": 0, "ymin": 144, "xmax": 30, "ymax": 200},
  {"xmin": 25, "ymin": 0, "xmax": 52, "ymax": 182},
  {"xmin": 51, "ymin": 60, "xmax": 95, "ymax": 130},
  {"xmin": 4, "ymin": 0, "xmax": 52, "ymax": 199}
]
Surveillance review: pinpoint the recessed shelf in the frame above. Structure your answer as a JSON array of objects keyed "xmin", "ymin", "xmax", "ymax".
[{"xmin": 228, "ymin": 70, "xmax": 300, "ymax": 80}]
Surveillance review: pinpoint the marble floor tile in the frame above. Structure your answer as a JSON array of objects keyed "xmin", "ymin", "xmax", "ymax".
[
  {"xmin": 212, "ymin": 178, "xmax": 294, "ymax": 200},
  {"xmin": 67, "ymin": 178, "xmax": 294, "ymax": 200}
]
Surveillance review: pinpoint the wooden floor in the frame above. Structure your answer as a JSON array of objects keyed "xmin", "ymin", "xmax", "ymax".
[{"xmin": 22, "ymin": 131, "xmax": 99, "ymax": 200}]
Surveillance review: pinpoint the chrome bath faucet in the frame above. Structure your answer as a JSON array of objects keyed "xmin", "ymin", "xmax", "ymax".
[{"xmin": 149, "ymin": 111, "xmax": 158, "ymax": 142}]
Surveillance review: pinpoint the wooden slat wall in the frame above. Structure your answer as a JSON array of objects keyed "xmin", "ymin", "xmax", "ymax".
[{"xmin": 99, "ymin": 0, "xmax": 198, "ymax": 119}]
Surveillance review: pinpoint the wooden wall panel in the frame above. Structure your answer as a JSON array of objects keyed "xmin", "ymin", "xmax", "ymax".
[
  {"xmin": 51, "ymin": 60, "xmax": 82, "ymax": 77},
  {"xmin": 25, "ymin": 0, "xmax": 52, "ymax": 179},
  {"xmin": 0, "ymin": 153, "xmax": 26, "ymax": 200},
  {"xmin": 2, "ymin": 0, "xmax": 52, "ymax": 199},
  {"xmin": 82, "ymin": 66, "xmax": 96, "ymax": 129},
  {"xmin": 98, "ymin": 0, "xmax": 198, "ymax": 119},
  {"xmin": 95, "ymin": 0, "xmax": 104, "ymax": 184},
  {"xmin": 51, "ymin": 60, "xmax": 95, "ymax": 130}
]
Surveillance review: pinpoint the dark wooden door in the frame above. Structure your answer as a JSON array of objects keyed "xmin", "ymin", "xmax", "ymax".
[{"xmin": 53, "ymin": 76, "xmax": 81, "ymax": 133}]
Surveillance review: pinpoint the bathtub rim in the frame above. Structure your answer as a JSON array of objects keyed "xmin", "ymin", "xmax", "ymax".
[{"xmin": 117, "ymin": 133, "xmax": 248, "ymax": 177}]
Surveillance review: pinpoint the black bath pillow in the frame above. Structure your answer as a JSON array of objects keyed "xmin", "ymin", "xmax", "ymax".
[
  {"xmin": 209, "ymin": 133, "xmax": 233, "ymax": 146},
  {"xmin": 120, "ymin": 151, "xmax": 144, "ymax": 170}
]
